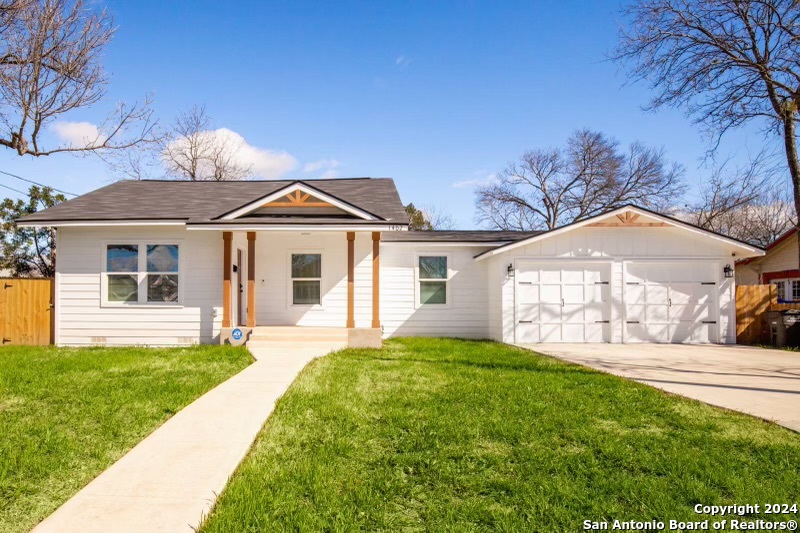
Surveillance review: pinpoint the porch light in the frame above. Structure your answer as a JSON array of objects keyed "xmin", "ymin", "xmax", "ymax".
[
  {"xmin": 723, "ymin": 264, "xmax": 734, "ymax": 278},
  {"xmin": 507, "ymin": 263, "xmax": 514, "ymax": 277}
]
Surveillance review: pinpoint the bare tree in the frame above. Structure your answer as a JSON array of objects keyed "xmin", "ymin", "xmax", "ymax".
[
  {"xmin": 0, "ymin": 0, "xmax": 157, "ymax": 156},
  {"xmin": 161, "ymin": 105, "xmax": 253, "ymax": 181},
  {"xmin": 475, "ymin": 129, "xmax": 684, "ymax": 230},
  {"xmin": 685, "ymin": 155, "xmax": 795, "ymax": 246},
  {"xmin": 615, "ymin": 0, "xmax": 800, "ymax": 259}
]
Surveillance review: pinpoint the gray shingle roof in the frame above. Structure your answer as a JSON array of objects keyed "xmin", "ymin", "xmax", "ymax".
[
  {"xmin": 383, "ymin": 230, "xmax": 544, "ymax": 242},
  {"xmin": 18, "ymin": 178, "xmax": 408, "ymax": 224}
]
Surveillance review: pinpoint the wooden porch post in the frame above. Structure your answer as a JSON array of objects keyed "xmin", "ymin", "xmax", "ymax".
[
  {"xmin": 247, "ymin": 232, "xmax": 256, "ymax": 328},
  {"xmin": 372, "ymin": 232, "xmax": 380, "ymax": 329},
  {"xmin": 222, "ymin": 231, "xmax": 232, "ymax": 328},
  {"xmin": 347, "ymin": 232, "xmax": 355, "ymax": 328}
]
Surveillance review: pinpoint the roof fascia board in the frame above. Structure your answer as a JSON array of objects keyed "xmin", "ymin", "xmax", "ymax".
[
  {"xmin": 474, "ymin": 206, "xmax": 764, "ymax": 262},
  {"xmin": 16, "ymin": 220, "xmax": 187, "ymax": 227},
  {"xmin": 187, "ymin": 224, "xmax": 405, "ymax": 231},
  {"xmin": 219, "ymin": 182, "xmax": 380, "ymax": 221},
  {"xmin": 382, "ymin": 241, "xmax": 510, "ymax": 247}
]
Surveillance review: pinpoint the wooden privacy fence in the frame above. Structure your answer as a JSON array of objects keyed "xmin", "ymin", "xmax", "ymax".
[
  {"xmin": 736, "ymin": 284, "xmax": 800, "ymax": 344},
  {"xmin": 0, "ymin": 278, "xmax": 54, "ymax": 345}
]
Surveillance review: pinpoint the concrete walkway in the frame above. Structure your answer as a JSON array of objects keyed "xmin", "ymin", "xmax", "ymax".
[
  {"xmin": 524, "ymin": 343, "xmax": 800, "ymax": 432},
  {"xmin": 34, "ymin": 344, "xmax": 331, "ymax": 533}
]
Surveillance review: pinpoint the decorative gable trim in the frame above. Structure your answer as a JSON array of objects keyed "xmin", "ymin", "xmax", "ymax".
[
  {"xmin": 586, "ymin": 211, "xmax": 669, "ymax": 227},
  {"xmin": 473, "ymin": 205, "xmax": 764, "ymax": 261},
  {"xmin": 218, "ymin": 182, "xmax": 380, "ymax": 221},
  {"xmin": 263, "ymin": 190, "xmax": 334, "ymax": 208}
]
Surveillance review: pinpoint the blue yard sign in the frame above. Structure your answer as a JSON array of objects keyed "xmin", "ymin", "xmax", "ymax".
[{"xmin": 231, "ymin": 328, "xmax": 243, "ymax": 341}]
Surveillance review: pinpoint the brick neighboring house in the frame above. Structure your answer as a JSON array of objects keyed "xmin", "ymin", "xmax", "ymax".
[{"xmin": 736, "ymin": 228, "xmax": 800, "ymax": 302}]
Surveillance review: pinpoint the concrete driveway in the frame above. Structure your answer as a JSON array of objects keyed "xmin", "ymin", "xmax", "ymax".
[{"xmin": 521, "ymin": 343, "xmax": 800, "ymax": 432}]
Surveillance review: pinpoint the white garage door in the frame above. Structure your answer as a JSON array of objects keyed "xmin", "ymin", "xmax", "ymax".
[
  {"xmin": 516, "ymin": 262, "xmax": 611, "ymax": 343},
  {"xmin": 624, "ymin": 262, "xmax": 718, "ymax": 343}
]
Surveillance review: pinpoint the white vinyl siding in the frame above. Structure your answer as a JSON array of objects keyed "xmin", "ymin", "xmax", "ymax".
[
  {"xmin": 380, "ymin": 245, "xmax": 493, "ymax": 338},
  {"xmin": 253, "ymin": 231, "xmax": 375, "ymax": 328},
  {"xmin": 57, "ymin": 226, "xmax": 221, "ymax": 346}
]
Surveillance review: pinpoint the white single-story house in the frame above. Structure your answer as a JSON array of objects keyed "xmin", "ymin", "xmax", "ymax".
[{"xmin": 17, "ymin": 178, "xmax": 764, "ymax": 346}]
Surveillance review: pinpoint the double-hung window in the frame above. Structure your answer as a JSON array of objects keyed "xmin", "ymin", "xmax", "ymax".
[
  {"xmin": 105, "ymin": 243, "xmax": 180, "ymax": 305},
  {"xmin": 418, "ymin": 255, "xmax": 448, "ymax": 305},
  {"xmin": 291, "ymin": 253, "xmax": 321, "ymax": 305}
]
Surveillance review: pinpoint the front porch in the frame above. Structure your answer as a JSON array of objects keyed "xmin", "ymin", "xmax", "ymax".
[{"xmin": 217, "ymin": 230, "xmax": 383, "ymax": 349}]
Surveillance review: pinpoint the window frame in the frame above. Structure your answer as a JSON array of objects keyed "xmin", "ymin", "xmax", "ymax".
[
  {"xmin": 414, "ymin": 253, "xmax": 452, "ymax": 309},
  {"xmin": 101, "ymin": 240, "xmax": 183, "ymax": 308},
  {"xmin": 771, "ymin": 277, "xmax": 800, "ymax": 303},
  {"xmin": 288, "ymin": 250, "xmax": 323, "ymax": 308}
]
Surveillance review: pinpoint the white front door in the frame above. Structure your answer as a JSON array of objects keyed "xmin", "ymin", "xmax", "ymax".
[
  {"xmin": 516, "ymin": 262, "xmax": 611, "ymax": 343},
  {"xmin": 624, "ymin": 262, "xmax": 717, "ymax": 343}
]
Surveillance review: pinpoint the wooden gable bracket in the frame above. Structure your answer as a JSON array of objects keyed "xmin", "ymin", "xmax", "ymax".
[
  {"xmin": 587, "ymin": 211, "xmax": 669, "ymax": 227},
  {"xmin": 263, "ymin": 190, "xmax": 333, "ymax": 208}
]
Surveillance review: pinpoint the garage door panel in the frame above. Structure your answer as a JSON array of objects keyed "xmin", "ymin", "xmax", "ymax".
[
  {"xmin": 563, "ymin": 304, "xmax": 585, "ymax": 323},
  {"xmin": 647, "ymin": 285, "xmax": 668, "ymax": 303},
  {"xmin": 562, "ymin": 268, "xmax": 584, "ymax": 283},
  {"xmin": 518, "ymin": 285, "xmax": 539, "ymax": 302},
  {"xmin": 584, "ymin": 303, "xmax": 606, "ymax": 322},
  {"xmin": 586, "ymin": 285, "xmax": 607, "ymax": 303},
  {"xmin": 540, "ymin": 304, "xmax": 561, "ymax": 322},
  {"xmin": 626, "ymin": 284, "xmax": 646, "ymax": 304},
  {"xmin": 626, "ymin": 304, "xmax": 646, "ymax": 322},
  {"xmin": 626, "ymin": 263, "xmax": 648, "ymax": 282},
  {"xmin": 540, "ymin": 284, "xmax": 561, "ymax": 302},
  {"xmin": 517, "ymin": 269, "xmax": 539, "ymax": 283},
  {"xmin": 562, "ymin": 323, "xmax": 585, "ymax": 340},
  {"xmin": 541, "ymin": 270, "xmax": 560, "ymax": 283},
  {"xmin": 671, "ymin": 322, "xmax": 693, "ymax": 343},
  {"xmin": 585, "ymin": 323, "xmax": 606, "ymax": 342},
  {"xmin": 517, "ymin": 323, "xmax": 539, "ymax": 343},
  {"xmin": 646, "ymin": 305, "xmax": 669, "ymax": 322},
  {"xmin": 518, "ymin": 303, "xmax": 540, "ymax": 322},
  {"xmin": 540, "ymin": 323, "xmax": 561, "ymax": 342},
  {"xmin": 584, "ymin": 269, "xmax": 603, "ymax": 283},
  {"xmin": 670, "ymin": 283, "xmax": 693, "ymax": 304},
  {"xmin": 562, "ymin": 284, "xmax": 584, "ymax": 303}
]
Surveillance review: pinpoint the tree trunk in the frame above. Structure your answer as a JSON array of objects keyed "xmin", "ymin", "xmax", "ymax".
[{"xmin": 781, "ymin": 114, "xmax": 800, "ymax": 270}]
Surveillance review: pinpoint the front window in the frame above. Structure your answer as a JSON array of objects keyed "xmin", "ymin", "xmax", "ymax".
[
  {"xmin": 291, "ymin": 253, "xmax": 321, "ymax": 305},
  {"xmin": 418, "ymin": 256, "xmax": 448, "ymax": 305},
  {"xmin": 771, "ymin": 278, "xmax": 800, "ymax": 303},
  {"xmin": 105, "ymin": 243, "xmax": 180, "ymax": 305}
]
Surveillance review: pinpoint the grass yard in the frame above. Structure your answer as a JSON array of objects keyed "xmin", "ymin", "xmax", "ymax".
[
  {"xmin": 0, "ymin": 344, "xmax": 251, "ymax": 532},
  {"xmin": 203, "ymin": 338, "xmax": 799, "ymax": 532}
]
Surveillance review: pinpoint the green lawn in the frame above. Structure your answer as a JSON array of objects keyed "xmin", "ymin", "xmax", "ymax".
[
  {"xmin": 0, "ymin": 344, "xmax": 251, "ymax": 532},
  {"xmin": 203, "ymin": 338, "xmax": 799, "ymax": 532}
]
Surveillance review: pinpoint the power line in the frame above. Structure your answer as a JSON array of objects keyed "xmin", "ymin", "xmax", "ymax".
[
  {"xmin": 0, "ymin": 181, "xmax": 29, "ymax": 196},
  {"xmin": 0, "ymin": 169, "xmax": 78, "ymax": 196}
]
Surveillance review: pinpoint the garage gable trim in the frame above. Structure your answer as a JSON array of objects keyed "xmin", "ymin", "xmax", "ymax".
[{"xmin": 474, "ymin": 205, "xmax": 765, "ymax": 261}]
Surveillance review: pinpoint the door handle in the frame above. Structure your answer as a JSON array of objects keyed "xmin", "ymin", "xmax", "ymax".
[
  {"xmin": 561, "ymin": 298, "xmax": 565, "ymax": 307},
  {"xmin": 668, "ymin": 298, "xmax": 672, "ymax": 307}
]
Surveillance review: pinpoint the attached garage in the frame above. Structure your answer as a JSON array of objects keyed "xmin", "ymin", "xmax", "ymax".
[{"xmin": 480, "ymin": 205, "xmax": 765, "ymax": 345}]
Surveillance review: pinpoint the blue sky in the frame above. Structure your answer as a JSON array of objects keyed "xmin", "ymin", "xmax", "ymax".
[{"xmin": 0, "ymin": 0, "xmax": 766, "ymax": 227}]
